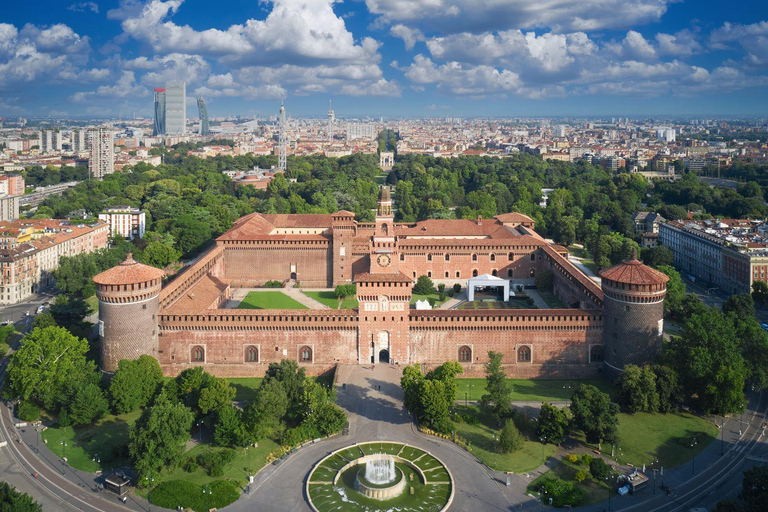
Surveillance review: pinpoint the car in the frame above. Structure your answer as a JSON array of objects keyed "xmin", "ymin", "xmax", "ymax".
[
  {"xmin": 36, "ymin": 305, "xmax": 44, "ymax": 314},
  {"xmin": 0, "ymin": 320, "xmax": 11, "ymax": 326},
  {"xmin": 761, "ymin": 323, "xmax": 768, "ymax": 332}
]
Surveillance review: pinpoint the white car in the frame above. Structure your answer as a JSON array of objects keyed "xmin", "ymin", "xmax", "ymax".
[{"xmin": 36, "ymin": 305, "xmax": 45, "ymax": 314}]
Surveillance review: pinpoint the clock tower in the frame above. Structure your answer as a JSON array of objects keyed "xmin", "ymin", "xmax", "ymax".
[{"xmin": 355, "ymin": 186, "xmax": 411, "ymax": 365}]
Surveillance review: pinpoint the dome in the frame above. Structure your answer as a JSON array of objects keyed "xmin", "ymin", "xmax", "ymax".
[
  {"xmin": 599, "ymin": 252, "xmax": 669, "ymax": 286},
  {"xmin": 93, "ymin": 253, "xmax": 165, "ymax": 286}
]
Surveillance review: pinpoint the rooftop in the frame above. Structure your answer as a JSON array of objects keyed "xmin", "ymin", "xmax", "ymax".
[
  {"xmin": 600, "ymin": 253, "xmax": 669, "ymax": 286},
  {"xmin": 93, "ymin": 253, "xmax": 165, "ymax": 286}
]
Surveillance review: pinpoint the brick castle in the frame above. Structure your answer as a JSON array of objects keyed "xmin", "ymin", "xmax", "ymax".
[{"xmin": 94, "ymin": 188, "xmax": 668, "ymax": 380}]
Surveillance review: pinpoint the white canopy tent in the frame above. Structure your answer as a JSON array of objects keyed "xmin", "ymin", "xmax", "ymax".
[{"xmin": 466, "ymin": 274, "xmax": 510, "ymax": 302}]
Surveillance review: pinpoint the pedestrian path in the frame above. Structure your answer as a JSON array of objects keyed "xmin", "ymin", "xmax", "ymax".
[{"xmin": 283, "ymin": 287, "xmax": 329, "ymax": 309}]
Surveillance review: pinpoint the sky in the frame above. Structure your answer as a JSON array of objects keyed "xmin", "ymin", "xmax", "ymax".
[{"xmin": 1, "ymin": 0, "xmax": 767, "ymax": 118}]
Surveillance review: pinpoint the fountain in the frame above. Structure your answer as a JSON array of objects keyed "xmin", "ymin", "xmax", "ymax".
[
  {"xmin": 365, "ymin": 454, "xmax": 396, "ymax": 485},
  {"xmin": 355, "ymin": 453, "xmax": 406, "ymax": 500}
]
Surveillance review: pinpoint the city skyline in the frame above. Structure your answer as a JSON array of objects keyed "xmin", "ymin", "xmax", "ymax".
[{"xmin": 0, "ymin": 0, "xmax": 767, "ymax": 117}]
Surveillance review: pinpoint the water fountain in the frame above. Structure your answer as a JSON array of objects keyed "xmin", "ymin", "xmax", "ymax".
[{"xmin": 355, "ymin": 453, "xmax": 406, "ymax": 500}]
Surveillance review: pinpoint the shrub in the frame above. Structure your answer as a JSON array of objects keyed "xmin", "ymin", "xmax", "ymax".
[
  {"xmin": 438, "ymin": 293, "xmax": 446, "ymax": 302},
  {"xmin": 453, "ymin": 283, "xmax": 461, "ymax": 294},
  {"xmin": 264, "ymin": 280, "xmax": 283, "ymax": 288},
  {"xmin": 498, "ymin": 419, "xmax": 524, "ymax": 454},
  {"xmin": 580, "ymin": 453, "xmax": 593, "ymax": 466},
  {"xmin": 427, "ymin": 298, "xmax": 436, "ymax": 307},
  {"xmin": 0, "ymin": 342, "xmax": 9, "ymax": 359},
  {"xmin": 17, "ymin": 402, "xmax": 40, "ymax": 422},
  {"xmin": 566, "ymin": 454, "xmax": 580, "ymax": 464},
  {"xmin": 149, "ymin": 480, "xmax": 240, "ymax": 512},
  {"xmin": 447, "ymin": 289, "xmax": 455, "ymax": 298},
  {"xmin": 589, "ymin": 457, "xmax": 611, "ymax": 481},
  {"xmin": 574, "ymin": 470, "xmax": 587, "ymax": 483},
  {"xmin": 438, "ymin": 283, "xmax": 446, "ymax": 292},
  {"xmin": 197, "ymin": 450, "xmax": 236, "ymax": 477},
  {"xmin": 534, "ymin": 477, "xmax": 583, "ymax": 508},
  {"xmin": 281, "ymin": 423, "xmax": 321, "ymax": 447}
]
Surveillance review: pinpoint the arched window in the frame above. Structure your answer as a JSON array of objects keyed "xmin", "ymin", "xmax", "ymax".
[
  {"xmin": 445, "ymin": 271, "xmax": 449, "ymax": 278},
  {"xmin": 590, "ymin": 345, "xmax": 604, "ymax": 363},
  {"xmin": 445, "ymin": 254, "xmax": 450, "ymax": 261},
  {"xmin": 428, "ymin": 271, "xmax": 432, "ymax": 278},
  {"xmin": 400, "ymin": 253, "xmax": 405, "ymax": 261},
  {"xmin": 459, "ymin": 345, "xmax": 472, "ymax": 362},
  {"xmin": 427, "ymin": 253, "xmax": 433, "ymax": 261},
  {"xmin": 490, "ymin": 254, "xmax": 496, "ymax": 261},
  {"xmin": 507, "ymin": 269, "xmax": 513, "ymax": 277},
  {"xmin": 472, "ymin": 254, "xmax": 478, "ymax": 261},
  {"xmin": 300, "ymin": 346, "xmax": 313, "ymax": 362},
  {"xmin": 508, "ymin": 253, "xmax": 514, "ymax": 261},
  {"xmin": 246, "ymin": 346, "xmax": 259, "ymax": 363},
  {"xmin": 472, "ymin": 269, "xmax": 478, "ymax": 277},
  {"xmin": 530, "ymin": 253, "xmax": 536, "ymax": 261},
  {"xmin": 492, "ymin": 269, "xmax": 498, "ymax": 276},
  {"xmin": 518, "ymin": 346, "xmax": 531, "ymax": 362},
  {"xmin": 192, "ymin": 346, "xmax": 205, "ymax": 362},
  {"xmin": 456, "ymin": 271, "xmax": 461, "ymax": 278},
  {"xmin": 382, "ymin": 223, "xmax": 389, "ymax": 235}
]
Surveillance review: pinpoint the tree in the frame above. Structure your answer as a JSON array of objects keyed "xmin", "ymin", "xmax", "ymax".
[
  {"xmin": 141, "ymin": 241, "xmax": 180, "ymax": 268},
  {"xmin": 243, "ymin": 378, "xmax": 288, "ymax": 435},
  {"xmin": 413, "ymin": 275, "xmax": 436, "ymax": 295},
  {"xmin": 670, "ymin": 308, "xmax": 748, "ymax": 415},
  {"xmin": 570, "ymin": 384, "xmax": 620, "ymax": 448},
  {"xmin": 752, "ymin": 281, "xmax": 768, "ymax": 306},
  {"xmin": 0, "ymin": 481, "xmax": 43, "ymax": 512},
  {"xmin": 401, "ymin": 365, "xmax": 425, "ymax": 417},
  {"xmin": 334, "ymin": 284, "xmax": 357, "ymax": 308},
  {"xmin": 263, "ymin": 359, "xmax": 306, "ymax": 420},
  {"xmin": 589, "ymin": 457, "xmax": 611, "ymax": 481},
  {"xmin": 640, "ymin": 246, "xmax": 673, "ymax": 268},
  {"xmin": 741, "ymin": 466, "xmax": 768, "ymax": 510},
  {"xmin": 655, "ymin": 265, "xmax": 684, "ymax": 316},
  {"xmin": 69, "ymin": 384, "xmax": 110, "ymax": 426},
  {"xmin": 480, "ymin": 351, "xmax": 512, "ymax": 425},
  {"xmin": 213, "ymin": 405, "xmax": 247, "ymax": 447},
  {"xmin": 498, "ymin": 419, "xmax": 524, "ymax": 453},
  {"xmin": 49, "ymin": 295, "xmax": 90, "ymax": 337},
  {"xmin": 419, "ymin": 379, "xmax": 451, "ymax": 431},
  {"xmin": 31, "ymin": 312, "xmax": 56, "ymax": 330},
  {"xmin": 109, "ymin": 355, "xmax": 165, "ymax": 414},
  {"xmin": 652, "ymin": 365, "xmax": 681, "ymax": 413},
  {"xmin": 537, "ymin": 402, "xmax": 569, "ymax": 445},
  {"xmin": 616, "ymin": 365, "xmax": 660, "ymax": 414},
  {"xmin": 4, "ymin": 326, "xmax": 96, "ymax": 411},
  {"xmin": 723, "ymin": 294, "xmax": 756, "ymax": 321},
  {"xmin": 129, "ymin": 394, "xmax": 194, "ymax": 482},
  {"xmin": 199, "ymin": 378, "xmax": 236, "ymax": 415}
]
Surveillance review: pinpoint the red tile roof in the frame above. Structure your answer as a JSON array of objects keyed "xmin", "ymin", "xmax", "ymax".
[
  {"xmin": 599, "ymin": 256, "xmax": 669, "ymax": 286},
  {"xmin": 355, "ymin": 272, "xmax": 412, "ymax": 283},
  {"xmin": 93, "ymin": 253, "xmax": 165, "ymax": 286}
]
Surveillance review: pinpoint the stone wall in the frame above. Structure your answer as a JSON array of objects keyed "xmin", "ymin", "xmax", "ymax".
[{"xmin": 222, "ymin": 242, "xmax": 332, "ymax": 288}]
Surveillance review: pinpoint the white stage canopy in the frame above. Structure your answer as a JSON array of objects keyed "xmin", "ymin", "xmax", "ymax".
[{"xmin": 467, "ymin": 274, "xmax": 510, "ymax": 302}]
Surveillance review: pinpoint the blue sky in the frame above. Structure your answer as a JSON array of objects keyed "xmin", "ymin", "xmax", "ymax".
[{"xmin": 1, "ymin": 0, "xmax": 767, "ymax": 118}]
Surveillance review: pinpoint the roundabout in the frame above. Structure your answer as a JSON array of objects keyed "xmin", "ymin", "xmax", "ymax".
[{"xmin": 307, "ymin": 442, "xmax": 453, "ymax": 512}]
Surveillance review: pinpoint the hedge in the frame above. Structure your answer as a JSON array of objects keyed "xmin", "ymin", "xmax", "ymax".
[{"xmin": 149, "ymin": 480, "xmax": 240, "ymax": 512}]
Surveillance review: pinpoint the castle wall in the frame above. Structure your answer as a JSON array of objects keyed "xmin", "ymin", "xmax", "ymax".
[{"xmin": 222, "ymin": 242, "xmax": 332, "ymax": 288}]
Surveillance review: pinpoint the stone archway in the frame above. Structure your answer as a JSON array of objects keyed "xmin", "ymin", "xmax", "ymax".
[{"xmin": 378, "ymin": 349, "xmax": 390, "ymax": 363}]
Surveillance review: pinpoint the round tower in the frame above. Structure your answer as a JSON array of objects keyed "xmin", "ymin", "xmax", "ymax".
[
  {"xmin": 93, "ymin": 253, "xmax": 165, "ymax": 372},
  {"xmin": 600, "ymin": 252, "xmax": 668, "ymax": 380}
]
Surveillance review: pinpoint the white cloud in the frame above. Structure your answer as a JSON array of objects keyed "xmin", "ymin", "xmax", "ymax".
[
  {"xmin": 365, "ymin": 0, "xmax": 672, "ymax": 34},
  {"xmin": 606, "ymin": 31, "xmax": 657, "ymax": 61},
  {"xmin": 340, "ymin": 78, "xmax": 401, "ymax": 96},
  {"xmin": 709, "ymin": 21, "xmax": 768, "ymax": 68},
  {"xmin": 125, "ymin": 53, "xmax": 210, "ymax": 85},
  {"xmin": 237, "ymin": 63, "xmax": 386, "ymax": 95},
  {"xmin": 195, "ymin": 84, "xmax": 287, "ymax": 101},
  {"xmin": 390, "ymin": 24, "xmax": 424, "ymax": 50},
  {"xmin": 67, "ymin": 2, "xmax": 99, "ymax": 13},
  {"xmin": 655, "ymin": 29, "xmax": 702, "ymax": 57},
  {"xmin": 405, "ymin": 55, "xmax": 521, "ymax": 95},
  {"xmin": 19, "ymin": 23, "xmax": 91, "ymax": 56},
  {"xmin": 71, "ymin": 70, "xmax": 148, "ymax": 102}
]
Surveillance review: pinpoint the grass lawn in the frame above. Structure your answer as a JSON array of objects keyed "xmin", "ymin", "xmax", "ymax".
[
  {"xmin": 528, "ymin": 457, "xmax": 611, "ymax": 507},
  {"xmin": 85, "ymin": 295, "xmax": 98, "ymax": 315},
  {"xmin": 539, "ymin": 292, "xmax": 567, "ymax": 309},
  {"xmin": 454, "ymin": 378, "xmax": 612, "ymax": 403},
  {"xmin": 567, "ymin": 245, "xmax": 599, "ymax": 275},
  {"xmin": 42, "ymin": 409, "xmax": 142, "ymax": 472},
  {"xmin": 612, "ymin": 411, "xmax": 718, "ymax": 468},
  {"xmin": 237, "ymin": 291, "xmax": 307, "ymax": 310},
  {"xmin": 302, "ymin": 291, "xmax": 359, "ymax": 309},
  {"xmin": 453, "ymin": 404, "xmax": 557, "ymax": 473},
  {"xmin": 410, "ymin": 293, "xmax": 448, "ymax": 308}
]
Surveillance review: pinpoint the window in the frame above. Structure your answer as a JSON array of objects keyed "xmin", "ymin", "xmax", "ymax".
[
  {"xmin": 300, "ymin": 346, "xmax": 313, "ymax": 362},
  {"xmin": 472, "ymin": 254, "xmax": 478, "ymax": 261},
  {"xmin": 445, "ymin": 254, "xmax": 450, "ymax": 261},
  {"xmin": 427, "ymin": 254, "xmax": 433, "ymax": 261},
  {"xmin": 508, "ymin": 253, "xmax": 514, "ymax": 261},
  {"xmin": 490, "ymin": 254, "xmax": 496, "ymax": 261},
  {"xmin": 590, "ymin": 345, "xmax": 604, "ymax": 363},
  {"xmin": 517, "ymin": 346, "xmax": 531, "ymax": 362},
  {"xmin": 530, "ymin": 253, "xmax": 535, "ymax": 261},
  {"xmin": 492, "ymin": 269, "xmax": 498, "ymax": 276},
  {"xmin": 473, "ymin": 269, "xmax": 478, "ymax": 277},
  {"xmin": 428, "ymin": 271, "xmax": 432, "ymax": 278},
  {"xmin": 530, "ymin": 269, "xmax": 536, "ymax": 277},
  {"xmin": 192, "ymin": 346, "xmax": 205, "ymax": 362},
  {"xmin": 245, "ymin": 346, "xmax": 258, "ymax": 363},
  {"xmin": 445, "ymin": 272, "xmax": 449, "ymax": 278},
  {"xmin": 459, "ymin": 345, "xmax": 472, "ymax": 362},
  {"xmin": 400, "ymin": 253, "xmax": 405, "ymax": 261},
  {"xmin": 456, "ymin": 271, "xmax": 461, "ymax": 278},
  {"xmin": 507, "ymin": 269, "xmax": 513, "ymax": 277}
]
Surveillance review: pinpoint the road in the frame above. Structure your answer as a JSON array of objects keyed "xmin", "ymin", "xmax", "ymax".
[{"xmin": 0, "ymin": 290, "xmax": 57, "ymax": 326}]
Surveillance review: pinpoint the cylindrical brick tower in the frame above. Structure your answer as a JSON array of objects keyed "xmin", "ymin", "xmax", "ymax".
[
  {"xmin": 600, "ymin": 252, "xmax": 668, "ymax": 380},
  {"xmin": 93, "ymin": 253, "xmax": 165, "ymax": 372}
]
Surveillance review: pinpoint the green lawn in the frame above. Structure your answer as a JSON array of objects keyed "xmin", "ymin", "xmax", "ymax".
[
  {"xmin": 539, "ymin": 292, "xmax": 567, "ymax": 309},
  {"xmin": 228, "ymin": 378, "xmax": 264, "ymax": 402},
  {"xmin": 85, "ymin": 295, "xmax": 98, "ymax": 315},
  {"xmin": 453, "ymin": 405, "xmax": 557, "ymax": 473},
  {"xmin": 237, "ymin": 291, "xmax": 308, "ymax": 310},
  {"xmin": 302, "ymin": 291, "xmax": 359, "ymax": 309},
  {"xmin": 410, "ymin": 293, "xmax": 448, "ymax": 308},
  {"xmin": 42, "ymin": 409, "xmax": 142, "ymax": 472},
  {"xmin": 612, "ymin": 411, "xmax": 718, "ymax": 468},
  {"xmin": 454, "ymin": 378, "xmax": 612, "ymax": 403},
  {"xmin": 567, "ymin": 245, "xmax": 599, "ymax": 275}
]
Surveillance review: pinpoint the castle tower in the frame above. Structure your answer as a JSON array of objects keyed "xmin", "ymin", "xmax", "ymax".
[
  {"xmin": 93, "ymin": 253, "xmax": 165, "ymax": 372},
  {"xmin": 331, "ymin": 210, "xmax": 356, "ymax": 286},
  {"xmin": 600, "ymin": 252, "xmax": 668, "ymax": 380}
]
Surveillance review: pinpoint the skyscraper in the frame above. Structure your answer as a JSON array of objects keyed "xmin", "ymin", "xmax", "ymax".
[
  {"xmin": 197, "ymin": 94, "xmax": 209, "ymax": 136},
  {"xmin": 327, "ymin": 100, "xmax": 334, "ymax": 144},
  {"xmin": 72, "ymin": 129, "xmax": 88, "ymax": 153},
  {"xmin": 278, "ymin": 101, "xmax": 287, "ymax": 172},
  {"xmin": 89, "ymin": 127, "xmax": 114, "ymax": 179},
  {"xmin": 39, "ymin": 129, "xmax": 62, "ymax": 153},
  {"xmin": 153, "ymin": 88, "xmax": 166, "ymax": 136},
  {"xmin": 165, "ymin": 81, "xmax": 186, "ymax": 135}
]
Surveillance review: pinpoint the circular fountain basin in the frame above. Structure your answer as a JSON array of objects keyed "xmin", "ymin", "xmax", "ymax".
[{"xmin": 355, "ymin": 466, "xmax": 406, "ymax": 500}]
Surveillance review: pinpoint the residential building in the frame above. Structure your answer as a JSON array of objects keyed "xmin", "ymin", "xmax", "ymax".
[
  {"xmin": 72, "ymin": 129, "xmax": 88, "ymax": 153},
  {"xmin": 0, "ymin": 195, "xmax": 19, "ymax": 221},
  {"xmin": 89, "ymin": 127, "xmax": 114, "ymax": 179},
  {"xmin": 165, "ymin": 81, "xmax": 186, "ymax": 135},
  {"xmin": 632, "ymin": 212, "xmax": 665, "ymax": 234},
  {"xmin": 40, "ymin": 129, "xmax": 62, "ymax": 154},
  {"xmin": 98, "ymin": 206, "xmax": 146, "ymax": 240},
  {"xmin": 0, "ymin": 175, "xmax": 25, "ymax": 196}
]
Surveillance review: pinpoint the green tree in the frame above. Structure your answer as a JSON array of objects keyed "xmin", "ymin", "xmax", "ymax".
[
  {"xmin": 199, "ymin": 378, "xmax": 236, "ymax": 415},
  {"xmin": 109, "ymin": 355, "xmax": 165, "ymax": 414},
  {"xmin": 570, "ymin": 384, "xmax": 620, "ymax": 448},
  {"xmin": 213, "ymin": 405, "xmax": 247, "ymax": 447},
  {"xmin": 262, "ymin": 359, "xmax": 306, "ymax": 420},
  {"xmin": 31, "ymin": 312, "xmax": 56, "ymax": 330},
  {"xmin": 752, "ymin": 281, "xmax": 768, "ymax": 306},
  {"xmin": 49, "ymin": 295, "xmax": 90, "ymax": 337},
  {"xmin": 413, "ymin": 275, "xmax": 436, "ymax": 295},
  {"xmin": 537, "ymin": 402, "xmax": 569, "ymax": 445},
  {"xmin": 4, "ymin": 326, "xmax": 95, "ymax": 411},
  {"xmin": 69, "ymin": 384, "xmax": 110, "ymax": 426},
  {"xmin": 480, "ymin": 351, "xmax": 512, "ymax": 425},
  {"xmin": 141, "ymin": 241, "xmax": 180, "ymax": 268},
  {"xmin": 0, "ymin": 481, "xmax": 43, "ymax": 512},
  {"xmin": 656, "ymin": 265, "xmax": 684, "ymax": 316},
  {"xmin": 401, "ymin": 364, "xmax": 425, "ymax": 417},
  {"xmin": 640, "ymin": 246, "xmax": 673, "ymax": 267},
  {"xmin": 723, "ymin": 294, "xmax": 756, "ymax": 321},
  {"xmin": 419, "ymin": 379, "xmax": 451, "ymax": 431},
  {"xmin": 617, "ymin": 365, "xmax": 660, "ymax": 413},
  {"xmin": 589, "ymin": 457, "xmax": 611, "ymax": 481},
  {"xmin": 129, "ymin": 394, "xmax": 194, "ymax": 482},
  {"xmin": 243, "ymin": 378, "xmax": 288, "ymax": 436},
  {"xmin": 498, "ymin": 419, "xmax": 524, "ymax": 454},
  {"xmin": 334, "ymin": 284, "xmax": 357, "ymax": 308},
  {"xmin": 652, "ymin": 365, "xmax": 681, "ymax": 413}
]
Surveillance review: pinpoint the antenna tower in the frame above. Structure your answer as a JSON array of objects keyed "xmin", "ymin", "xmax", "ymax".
[
  {"xmin": 327, "ymin": 100, "xmax": 334, "ymax": 145},
  {"xmin": 278, "ymin": 101, "xmax": 287, "ymax": 171}
]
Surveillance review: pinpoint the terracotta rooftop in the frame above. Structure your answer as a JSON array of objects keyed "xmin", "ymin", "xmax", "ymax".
[
  {"xmin": 355, "ymin": 272, "xmax": 412, "ymax": 283},
  {"xmin": 93, "ymin": 253, "xmax": 165, "ymax": 286},
  {"xmin": 494, "ymin": 213, "xmax": 535, "ymax": 224},
  {"xmin": 599, "ymin": 253, "xmax": 669, "ymax": 286}
]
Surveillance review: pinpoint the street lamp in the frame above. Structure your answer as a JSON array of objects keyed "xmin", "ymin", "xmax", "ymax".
[
  {"xmin": 197, "ymin": 419, "xmax": 204, "ymax": 444},
  {"xmin": 60, "ymin": 440, "xmax": 67, "ymax": 475},
  {"xmin": 605, "ymin": 475, "xmax": 612, "ymax": 511},
  {"xmin": 464, "ymin": 391, "xmax": 468, "ymax": 407},
  {"xmin": 247, "ymin": 440, "xmax": 252, "ymax": 476},
  {"xmin": 540, "ymin": 436, "xmax": 546, "ymax": 463},
  {"xmin": 35, "ymin": 424, "xmax": 39, "ymax": 453},
  {"xmin": 203, "ymin": 484, "xmax": 211, "ymax": 512},
  {"xmin": 144, "ymin": 474, "xmax": 155, "ymax": 512},
  {"xmin": 562, "ymin": 384, "xmax": 571, "ymax": 406},
  {"xmin": 691, "ymin": 437, "xmax": 698, "ymax": 475}
]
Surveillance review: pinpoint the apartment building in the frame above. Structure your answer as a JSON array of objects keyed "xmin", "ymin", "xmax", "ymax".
[{"xmin": 98, "ymin": 206, "xmax": 146, "ymax": 240}]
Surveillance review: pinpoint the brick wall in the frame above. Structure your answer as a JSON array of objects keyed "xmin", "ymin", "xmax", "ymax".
[{"xmin": 223, "ymin": 243, "xmax": 332, "ymax": 288}]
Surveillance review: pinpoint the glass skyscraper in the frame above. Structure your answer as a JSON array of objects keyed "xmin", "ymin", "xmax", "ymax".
[
  {"xmin": 153, "ymin": 88, "xmax": 166, "ymax": 136},
  {"xmin": 197, "ymin": 94, "xmax": 209, "ymax": 136},
  {"xmin": 165, "ymin": 81, "xmax": 186, "ymax": 135}
]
